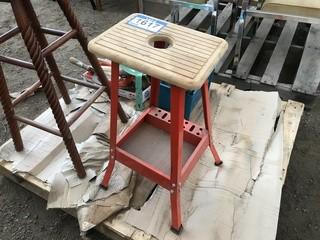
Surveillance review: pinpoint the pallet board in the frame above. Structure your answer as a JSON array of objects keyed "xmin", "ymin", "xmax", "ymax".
[
  {"xmin": 261, "ymin": 21, "xmax": 298, "ymax": 86},
  {"xmin": 292, "ymin": 24, "xmax": 320, "ymax": 95},
  {"xmin": 235, "ymin": 18, "xmax": 274, "ymax": 79},
  {"xmin": 171, "ymin": 3, "xmax": 320, "ymax": 95}
]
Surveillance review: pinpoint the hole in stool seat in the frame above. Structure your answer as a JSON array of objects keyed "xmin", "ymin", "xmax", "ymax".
[{"xmin": 148, "ymin": 35, "xmax": 173, "ymax": 49}]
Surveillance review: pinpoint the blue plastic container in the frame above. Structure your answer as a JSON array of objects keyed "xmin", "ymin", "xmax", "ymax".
[{"xmin": 158, "ymin": 75, "xmax": 213, "ymax": 119}]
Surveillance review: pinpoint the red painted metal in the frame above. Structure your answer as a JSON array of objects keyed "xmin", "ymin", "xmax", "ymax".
[
  {"xmin": 116, "ymin": 148, "xmax": 171, "ymax": 189},
  {"xmin": 145, "ymin": 108, "xmax": 202, "ymax": 145},
  {"xmin": 150, "ymin": 77, "xmax": 160, "ymax": 106},
  {"xmin": 101, "ymin": 62, "xmax": 119, "ymax": 188},
  {"xmin": 102, "ymin": 62, "xmax": 222, "ymax": 233},
  {"xmin": 116, "ymin": 108, "xmax": 151, "ymax": 146},
  {"xmin": 201, "ymin": 80, "xmax": 223, "ymax": 165},
  {"xmin": 169, "ymin": 86, "xmax": 185, "ymax": 232},
  {"xmin": 181, "ymin": 135, "xmax": 209, "ymax": 182}
]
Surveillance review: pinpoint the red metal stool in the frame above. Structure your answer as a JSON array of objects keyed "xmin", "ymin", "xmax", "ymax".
[
  {"xmin": 0, "ymin": 0, "xmax": 128, "ymax": 178},
  {"xmin": 89, "ymin": 14, "xmax": 228, "ymax": 232}
]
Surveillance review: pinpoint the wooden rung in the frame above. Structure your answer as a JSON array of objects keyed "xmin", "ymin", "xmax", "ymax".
[
  {"xmin": 60, "ymin": 75, "xmax": 101, "ymax": 90},
  {"xmin": 42, "ymin": 29, "xmax": 78, "ymax": 57},
  {"xmin": 67, "ymin": 85, "xmax": 106, "ymax": 126},
  {"xmin": 0, "ymin": 55, "xmax": 34, "ymax": 69},
  {"xmin": 40, "ymin": 27, "xmax": 68, "ymax": 37},
  {"xmin": 14, "ymin": 115, "xmax": 62, "ymax": 137},
  {"xmin": 261, "ymin": 21, "xmax": 298, "ymax": 86},
  {"xmin": 0, "ymin": 26, "xmax": 19, "ymax": 44}
]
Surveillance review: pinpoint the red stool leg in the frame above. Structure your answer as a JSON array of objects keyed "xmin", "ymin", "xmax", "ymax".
[
  {"xmin": 101, "ymin": 62, "xmax": 119, "ymax": 188},
  {"xmin": 170, "ymin": 85, "xmax": 185, "ymax": 233},
  {"xmin": 150, "ymin": 77, "xmax": 160, "ymax": 107},
  {"xmin": 201, "ymin": 80, "xmax": 223, "ymax": 166}
]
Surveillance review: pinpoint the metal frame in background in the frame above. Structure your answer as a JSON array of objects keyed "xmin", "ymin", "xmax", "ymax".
[
  {"xmin": 138, "ymin": 0, "xmax": 239, "ymax": 35},
  {"xmin": 170, "ymin": 0, "xmax": 220, "ymax": 35},
  {"xmin": 233, "ymin": 0, "xmax": 320, "ymax": 71}
]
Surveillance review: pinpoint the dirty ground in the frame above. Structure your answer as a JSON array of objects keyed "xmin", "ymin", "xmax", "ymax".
[{"xmin": 0, "ymin": 0, "xmax": 319, "ymax": 239}]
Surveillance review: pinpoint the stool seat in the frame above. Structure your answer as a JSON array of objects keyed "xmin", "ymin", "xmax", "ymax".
[
  {"xmin": 88, "ymin": 13, "xmax": 228, "ymax": 90},
  {"xmin": 262, "ymin": 0, "xmax": 320, "ymax": 18}
]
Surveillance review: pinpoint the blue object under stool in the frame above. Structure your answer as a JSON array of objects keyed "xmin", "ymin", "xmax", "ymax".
[{"xmin": 158, "ymin": 74, "xmax": 213, "ymax": 119}]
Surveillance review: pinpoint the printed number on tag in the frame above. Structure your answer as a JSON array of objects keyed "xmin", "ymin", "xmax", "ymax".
[{"xmin": 127, "ymin": 15, "xmax": 167, "ymax": 33}]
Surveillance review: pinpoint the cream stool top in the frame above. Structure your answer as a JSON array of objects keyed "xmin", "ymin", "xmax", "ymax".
[
  {"xmin": 262, "ymin": 0, "xmax": 320, "ymax": 18},
  {"xmin": 88, "ymin": 14, "xmax": 228, "ymax": 90}
]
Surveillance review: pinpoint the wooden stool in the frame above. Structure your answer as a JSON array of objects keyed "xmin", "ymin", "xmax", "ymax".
[
  {"xmin": 88, "ymin": 14, "xmax": 228, "ymax": 233},
  {"xmin": 0, "ymin": 0, "xmax": 128, "ymax": 178}
]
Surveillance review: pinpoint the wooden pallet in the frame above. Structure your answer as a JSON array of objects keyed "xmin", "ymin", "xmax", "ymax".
[
  {"xmin": 172, "ymin": 3, "xmax": 320, "ymax": 96},
  {"xmin": 0, "ymin": 83, "xmax": 304, "ymax": 240}
]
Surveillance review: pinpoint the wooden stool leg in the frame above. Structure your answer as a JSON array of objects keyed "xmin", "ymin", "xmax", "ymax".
[
  {"xmin": 0, "ymin": 63, "xmax": 23, "ymax": 151},
  {"xmin": 201, "ymin": 80, "xmax": 223, "ymax": 166},
  {"xmin": 89, "ymin": 0, "xmax": 97, "ymax": 10},
  {"xmin": 11, "ymin": 0, "xmax": 86, "ymax": 178},
  {"xmin": 96, "ymin": 0, "xmax": 102, "ymax": 10},
  {"xmin": 101, "ymin": 62, "xmax": 119, "ymax": 188},
  {"xmin": 23, "ymin": 0, "xmax": 71, "ymax": 104},
  {"xmin": 56, "ymin": 0, "xmax": 128, "ymax": 123},
  {"xmin": 170, "ymin": 86, "xmax": 185, "ymax": 233}
]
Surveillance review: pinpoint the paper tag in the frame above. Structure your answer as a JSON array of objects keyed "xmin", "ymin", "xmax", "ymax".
[{"xmin": 127, "ymin": 14, "xmax": 167, "ymax": 33}]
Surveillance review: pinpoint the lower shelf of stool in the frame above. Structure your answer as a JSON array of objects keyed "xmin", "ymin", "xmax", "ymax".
[
  {"xmin": 115, "ymin": 107, "xmax": 210, "ymax": 189},
  {"xmin": 121, "ymin": 121, "xmax": 195, "ymax": 176}
]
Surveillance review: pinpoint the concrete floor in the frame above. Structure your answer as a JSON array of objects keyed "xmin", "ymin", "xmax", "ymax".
[{"xmin": 0, "ymin": 0, "xmax": 319, "ymax": 239}]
